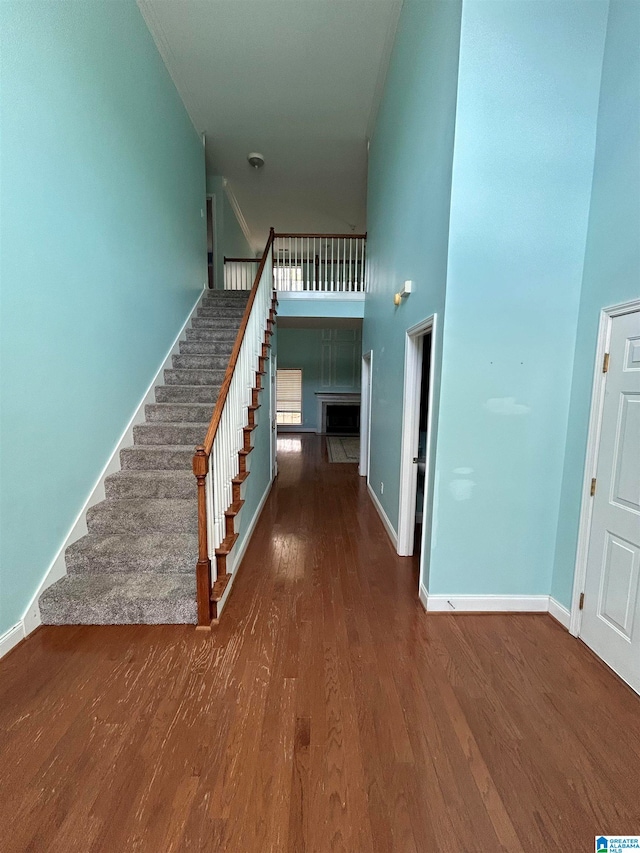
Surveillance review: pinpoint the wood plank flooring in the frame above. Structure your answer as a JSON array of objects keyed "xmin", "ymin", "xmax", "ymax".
[{"xmin": 1, "ymin": 433, "xmax": 639, "ymax": 851}]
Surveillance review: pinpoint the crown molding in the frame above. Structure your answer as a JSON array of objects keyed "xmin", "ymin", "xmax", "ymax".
[
  {"xmin": 222, "ymin": 178, "xmax": 255, "ymax": 251},
  {"xmin": 136, "ymin": 0, "xmax": 201, "ymax": 135}
]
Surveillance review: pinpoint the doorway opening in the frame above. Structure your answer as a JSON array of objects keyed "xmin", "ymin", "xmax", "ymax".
[
  {"xmin": 206, "ymin": 196, "xmax": 215, "ymax": 288},
  {"xmin": 359, "ymin": 351, "xmax": 373, "ymax": 480},
  {"xmin": 397, "ymin": 317, "xmax": 436, "ymax": 575}
]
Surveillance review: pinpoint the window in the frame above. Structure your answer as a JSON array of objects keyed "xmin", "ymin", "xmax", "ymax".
[{"xmin": 276, "ymin": 369, "xmax": 302, "ymax": 425}]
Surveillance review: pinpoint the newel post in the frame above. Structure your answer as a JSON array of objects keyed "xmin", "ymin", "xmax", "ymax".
[{"xmin": 193, "ymin": 445, "xmax": 213, "ymax": 628}]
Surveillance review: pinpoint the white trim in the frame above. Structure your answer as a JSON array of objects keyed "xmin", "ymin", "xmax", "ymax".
[
  {"xmin": 418, "ymin": 582, "xmax": 429, "ymax": 613},
  {"xmin": 216, "ymin": 475, "xmax": 274, "ymax": 617},
  {"xmin": 397, "ymin": 316, "xmax": 436, "ymax": 557},
  {"xmin": 424, "ymin": 594, "xmax": 550, "ymax": 613},
  {"xmin": 359, "ymin": 351, "xmax": 373, "ymax": 478},
  {"xmin": 222, "ymin": 179, "xmax": 254, "ymax": 253},
  {"xmin": 277, "ymin": 426, "xmax": 316, "ymax": 433},
  {"xmin": 136, "ymin": 1, "xmax": 201, "ymax": 134},
  {"xmin": 570, "ymin": 297, "xmax": 640, "ymax": 636},
  {"xmin": 21, "ymin": 288, "xmax": 205, "ymax": 633},
  {"xmin": 548, "ymin": 597, "xmax": 571, "ymax": 629},
  {"xmin": 0, "ymin": 623, "xmax": 26, "ymax": 661},
  {"xmin": 367, "ymin": 482, "xmax": 398, "ymax": 548}
]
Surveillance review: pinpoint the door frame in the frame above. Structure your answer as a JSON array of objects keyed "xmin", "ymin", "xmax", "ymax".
[
  {"xmin": 570, "ymin": 297, "xmax": 640, "ymax": 637},
  {"xmin": 397, "ymin": 315, "xmax": 437, "ymax": 558},
  {"xmin": 359, "ymin": 350, "xmax": 373, "ymax": 480}
]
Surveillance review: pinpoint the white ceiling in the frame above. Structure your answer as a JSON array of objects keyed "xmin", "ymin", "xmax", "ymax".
[{"xmin": 138, "ymin": 0, "xmax": 402, "ymax": 249}]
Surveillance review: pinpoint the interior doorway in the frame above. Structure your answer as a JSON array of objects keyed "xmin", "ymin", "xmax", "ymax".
[
  {"xmin": 359, "ymin": 351, "xmax": 373, "ymax": 480},
  {"xmin": 206, "ymin": 196, "xmax": 215, "ymax": 288},
  {"xmin": 572, "ymin": 299, "xmax": 640, "ymax": 693},
  {"xmin": 397, "ymin": 318, "xmax": 436, "ymax": 566}
]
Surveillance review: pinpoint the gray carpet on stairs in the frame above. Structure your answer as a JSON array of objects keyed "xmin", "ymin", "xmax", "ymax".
[{"xmin": 39, "ymin": 291, "xmax": 250, "ymax": 625}]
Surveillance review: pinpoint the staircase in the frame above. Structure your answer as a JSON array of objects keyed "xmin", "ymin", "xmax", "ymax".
[{"xmin": 39, "ymin": 290, "xmax": 251, "ymax": 625}]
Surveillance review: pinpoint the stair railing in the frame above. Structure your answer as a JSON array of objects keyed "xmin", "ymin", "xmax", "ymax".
[
  {"xmin": 273, "ymin": 232, "xmax": 366, "ymax": 292},
  {"xmin": 224, "ymin": 257, "xmax": 260, "ymax": 290},
  {"xmin": 193, "ymin": 228, "xmax": 275, "ymax": 627}
]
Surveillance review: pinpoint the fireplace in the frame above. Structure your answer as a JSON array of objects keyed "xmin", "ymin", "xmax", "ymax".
[
  {"xmin": 326, "ymin": 404, "xmax": 360, "ymax": 435},
  {"xmin": 315, "ymin": 393, "xmax": 361, "ymax": 434}
]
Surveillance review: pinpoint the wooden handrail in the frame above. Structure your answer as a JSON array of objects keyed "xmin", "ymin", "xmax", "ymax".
[
  {"xmin": 202, "ymin": 227, "xmax": 275, "ymax": 456},
  {"xmin": 274, "ymin": 232, "xmax": 366, "ymax": 240},
  {"xmin": 224, "ymin": 257, "xmax": 260, "ymax": 263}
]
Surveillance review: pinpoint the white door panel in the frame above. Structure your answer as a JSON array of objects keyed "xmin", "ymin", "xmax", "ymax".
[{"xmin": 581, "ymin": 309, "xmax": 640, "ymax": 692}]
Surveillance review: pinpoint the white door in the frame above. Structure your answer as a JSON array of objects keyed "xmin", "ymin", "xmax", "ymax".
[{"xmin": 580, "ymin": 308, "xmax": 640, "ymax": 692}]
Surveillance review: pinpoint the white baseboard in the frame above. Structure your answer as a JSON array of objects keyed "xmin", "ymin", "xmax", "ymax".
[
  {"xmin": 0, "ymin": 623, "xmax": 26, "ymax": 660},
  {"xmin": 277, "ymin": 426, "xmax": 317, "ymax": 433},
  {"xmin": 366, "ymin": 482, "xmax": 398, "ymax": 548},
  {"xmin": 217, "ymin": 475, "xmax": 274, "ymax": 617},
  {"xmin": 424, "ymin": 593, "xmax": 550, "ymax": 613},
  {"xmin": 548, "ymin": 596, "xmax": 571, "ymax": 629},
  {"xmin": 21, "ymin": 287, "xmax": 206, "ymax": 635},
  {"xmin": 418, "ymin": 583, "xmax": 429, "ymax": 612}
]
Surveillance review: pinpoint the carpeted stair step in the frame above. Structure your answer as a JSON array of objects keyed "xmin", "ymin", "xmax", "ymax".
[
  {"xmin": 120, "ymin": 445, "xmax": 194, "ymax": 470},
  {"xmin": 87, "ymin": 498, "xmax": 197, "ymax": 535},
  {"xmin": 196, "ymin": 306, "xmax": 247, "ymax": 318},
  {"xmin": 64, "ymin": 531, "xmax": 197, "ymax": 574},
  {"xmin": 185, "ymin": 328, "xmax": 239, "ymax": 343},
  {"xmin": 39, "ymin": 572, "xmax": 197, "ymax": 625},
  {"xmin": 105, "ymin": 469, "xmax": 195, "ymax": 499},
  {"xmin": 133, "ymin": 422, "xmax": 208, "ymax": 446},
  {"xmin": 144, "ymin": 403, "xmax": 213, "ymax": 424},
  {"xmin": 178, "ymin": 340, "xmax": 235, "ymax": 355},
  {"xmin": 172, "ymin": 353, "xmax": 232, "ymax": 371},
  {"xmin": 164, "ymin": 368, "xmax": 226, "ymax": 386},
  {"xmin": 191, "ymin": 317, "xmax": 247, "ymax": 330},
  {"xmin": 154, "ymin": 385, "xmax": 220, "ymax": 404},
  {"xmin": 202, "ymin": 290, "xmax": 250, "ymax": 300}
]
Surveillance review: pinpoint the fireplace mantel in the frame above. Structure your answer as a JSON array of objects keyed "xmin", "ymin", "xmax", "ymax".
[{"xmin": 315, "ymin": 392, "xmax": 361, "ymax": 434}]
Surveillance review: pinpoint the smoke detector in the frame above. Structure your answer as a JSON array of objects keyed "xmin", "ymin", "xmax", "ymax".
[{"xmin": 247, "ymin": 152, "xmax": 265, "ymax": 169}]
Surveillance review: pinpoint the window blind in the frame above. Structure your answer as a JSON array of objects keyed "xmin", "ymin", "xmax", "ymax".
[{"xmin": 277, "ymin": 369, "xmax": 302, "ymax": 425}]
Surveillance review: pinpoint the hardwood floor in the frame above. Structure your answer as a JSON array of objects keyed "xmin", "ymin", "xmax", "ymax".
[{"xmin": 1, "ymin": 433, "xmax": 639, "ymax": 852}]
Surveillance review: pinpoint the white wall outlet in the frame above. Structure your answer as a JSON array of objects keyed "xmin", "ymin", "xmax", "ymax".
[
  {"xmin": 380, "ymin": 482, "xmax": 384, "ymax": 494},
  {"xmin": 200, "ymin": 208, "xmax": 204, "ymax": 218}
]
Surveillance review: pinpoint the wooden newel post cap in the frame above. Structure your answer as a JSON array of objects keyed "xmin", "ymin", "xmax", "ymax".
[{"xmin": 193, "ymin": 446, "xmax": 208, "ymax": 478}]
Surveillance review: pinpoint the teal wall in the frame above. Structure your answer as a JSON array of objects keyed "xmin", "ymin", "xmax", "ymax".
[
  {"xmin": 0, "ymin": 1, "xmax": 206, "ymax": 635},
  {"xmin": 551, "ymin": 0, "xmax": 640, "ymax": 608},
  {"xmin": 363, "ymin": 0, "xmax": 463, "ymax": 582},
  {"xmin": 429, "ymin": 0, "xmax": 608, "ymax": 597},
  {"xmin": 206, "ymin": 176, "xmax": 254, "ymax": 288},
  {"xmin": 278, "ymin": 328, "xmax": 362, "ymax": 432}
]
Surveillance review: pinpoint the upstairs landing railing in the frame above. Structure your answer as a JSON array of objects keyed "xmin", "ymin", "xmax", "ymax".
[
  {"xmin": 193, "ymin": 229, "xmax": 275, "ymax": 627},
  {"xmin": 274, "ymin": 233, "xmax": 366, "ymax": 292}
]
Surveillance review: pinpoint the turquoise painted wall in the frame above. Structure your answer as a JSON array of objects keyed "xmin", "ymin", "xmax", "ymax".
[
  {"xmin": 429, "ymin": 0, "xmax": 608, "ymax": 597},
  {"xmin": 551, "ymin": 0, "xmax": 640, "ymax": 608},
  {"xmin": 0, "ymin": 1, "xmax": 206, "ymax": 635},
  {"xmin": 363, "ymin": 0, "xmax": 463, "ymax": 586},
  {"xmin": 206, "ymin": 177, "xmax": 254, "ymax": 288},
  {"xmin": 278, "ymin": 328, "xmax": 362, "ymax": 432}
]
